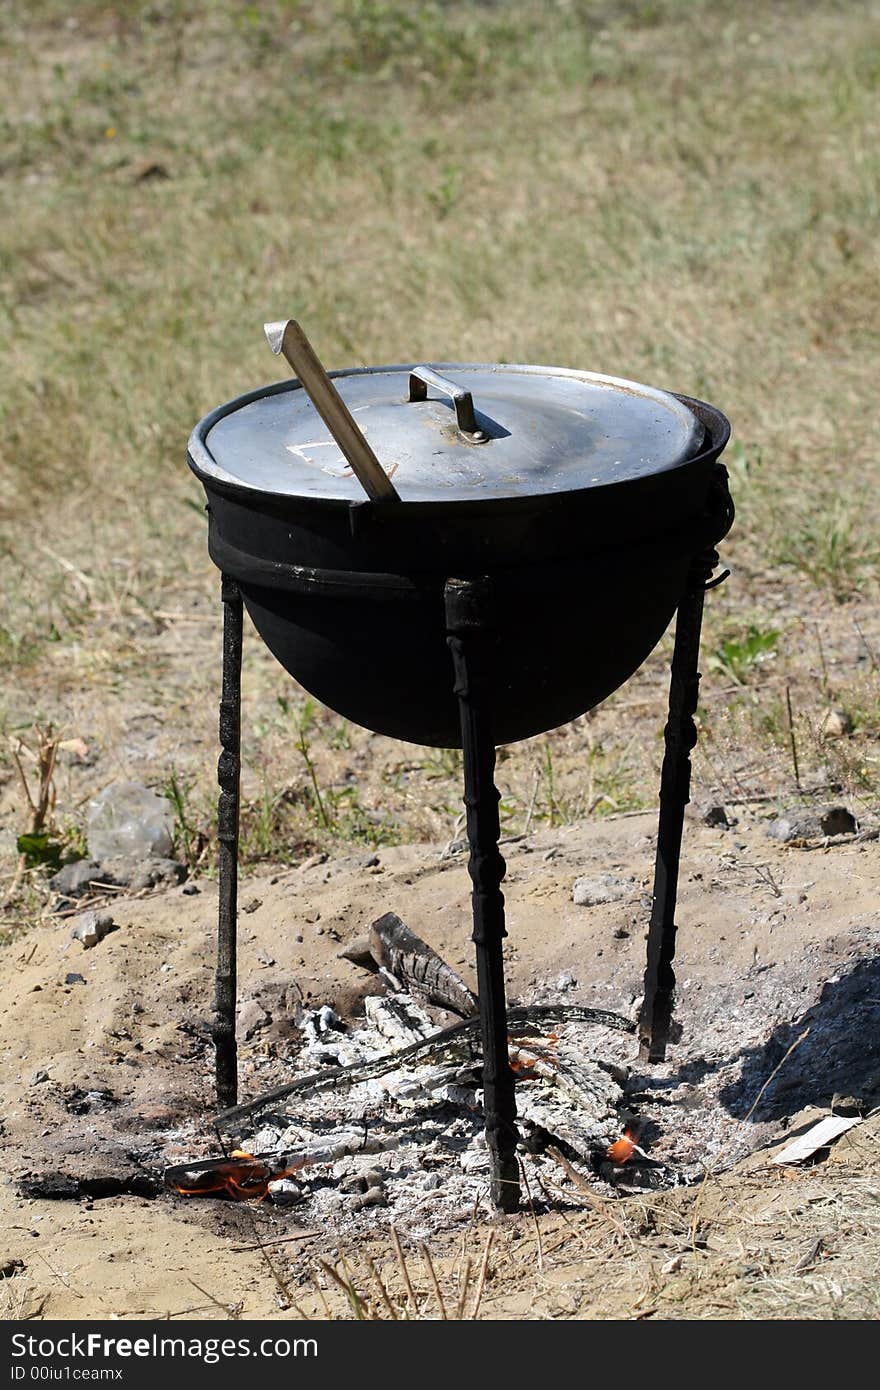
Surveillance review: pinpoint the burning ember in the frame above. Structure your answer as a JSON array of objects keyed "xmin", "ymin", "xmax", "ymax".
[
  {"xmin": 166, "ymin": 1151, "xmax": 305, "ymax": 1202},
  {"xmin": 605, "ymin": 1125, "xmax": 645, "ymax": 1165}
]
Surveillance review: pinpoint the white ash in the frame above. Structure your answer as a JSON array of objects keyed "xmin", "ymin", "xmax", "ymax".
[
  {"xmin": 223, "ymin": 993, "xmax": 630, "ymax": 1239},
  {"xmin": 177, "ymin": 922, "xmax": 880, "ymax": 1240}
]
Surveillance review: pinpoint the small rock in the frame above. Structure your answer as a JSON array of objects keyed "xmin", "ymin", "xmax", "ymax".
[
  {"xmin": 349, "ymin": 1184, "xmax": 386, "ymax": 1211},
  {"xmin": 831, "ymin": 1092, "xmax": 871, "ymax": 1118},
  {"xmin": 64, "ymin": 973, "xmax": 86, "ymax": 986},
  {"xmin": 767, "ymin": 812, "xmax": 815, "ymax": 842},
  {"xmin": 601, "ymin": 1061, "xmax": 629, "ymax": 1086},
  {"xmin": 238, "ymin": 998, "xmax": 271, "ymax": 1039},
  {"xmin": 71, "ymin": 910, "xmax": 116, "ymax": 949},
  {"xmin": 820, "ymin": 806, "xmax": 856, "ymax": 836},
  {"xmin": 767, "ymin": 805, "xmax": 856, "ymax": 842},
  {"xmin": 443, "ymin": 837, "xmax": 468, "ymax": 858},
  {"xmin": 181, "ymin": 882, "xmax": 200, "ymax": 896},
  {"xmin": 29, "ymin": 1070, "xmax": 49, "ymax": 1085},
  {"xmin": 556, "ymin": 971, "xmax": 577, "ymax": 990},
  {"xmin": 819, "ymin": 707, "xmax": 854, "ymax": 739},
  {"xmin": 338, "ymin": 936, "xmax": 376, "ymax": 969},
  {"xmin": 99, "ymin": 856, "xmax": 187, "ymax": 892},
  {"xmin": 459, "ymin": 1148, "xmax": 490, "ymax": 1174},
  {"xmin": 688, "ymin": 800, "xmax": 733, "ymax": 828},
  {"xmin": 340, "ymin": 1174, "xmax": 368, "ymax": 1194},
  {"xmin": 298, "ymin": 852, "xmax": 328, "ymax": 871},
  {"xmin": 267, "ymin": 1179, "xmax": 304, "ymax": 1205},
  {"xmin": 51, "ymin": 856, "xmax": 186, "ymax": 900},
  {"xmin": 49, "ymin": 859, "xmax": 102, "ymax": 898},
  {"xmin": 242, "ymin": 897, "xmax": 262, "ymax": 914},
  {"xmin": 251, "ymin": 1126, "xmax": 283, "ymax": 1151},
  {"xmin": 660, "ymin": 1254, "xmax": 683, "ymax": 1275},
  {"xmin": 572, "ymin": 873, "xmax": 635, "ymax": 907},
  {"xmin": 132, "ymin": 159, "xmax": 171, "ymax": 183}
]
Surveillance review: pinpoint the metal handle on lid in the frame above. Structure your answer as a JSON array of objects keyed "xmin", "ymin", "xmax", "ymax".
[
  {"xmin": 264, "ymin": 320, "xmax": 400, "ymax": 504},
  {"xmin": 409, "ymin": 366, "xmax": 487, "ymax": 442}
]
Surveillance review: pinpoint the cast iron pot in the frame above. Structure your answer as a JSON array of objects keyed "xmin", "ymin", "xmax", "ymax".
[{"xmin": 188, "ymin": 360, "xmax": 732, "ymax": 747}]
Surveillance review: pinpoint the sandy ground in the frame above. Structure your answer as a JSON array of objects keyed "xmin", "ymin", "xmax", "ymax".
[{"xmin": 2, "ymin": 807, "xmax": 879, "ymax": 1321}]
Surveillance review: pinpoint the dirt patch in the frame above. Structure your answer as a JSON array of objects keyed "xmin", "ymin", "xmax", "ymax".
[{"xmin": 2, "ymin": 811, "xmax": 879, "ymax": 1319}]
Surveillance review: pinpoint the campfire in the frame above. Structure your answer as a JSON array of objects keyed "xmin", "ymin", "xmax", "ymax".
[{"xmin": 164, "ymin": 914, "xmax": 673, "ymax": 1226}]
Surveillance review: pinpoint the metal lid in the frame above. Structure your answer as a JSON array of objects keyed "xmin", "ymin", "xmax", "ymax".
[{"xmin": 194, "ymin": 363, "xmax": 704, "ymax": 503}]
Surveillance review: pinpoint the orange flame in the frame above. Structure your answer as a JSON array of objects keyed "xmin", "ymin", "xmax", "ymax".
[
  {"xmin": 169, "ymin": 1156, "xmax": 304, "ymax": 1202},
  {"xmin": 605, "ymin": 1125, "xmax": 642, "ymax": 1164}
]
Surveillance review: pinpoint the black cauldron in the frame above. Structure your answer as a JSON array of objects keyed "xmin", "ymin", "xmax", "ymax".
[{"xmin": 188, "ymin": 360, "xmax": 732, "ymax": 747}]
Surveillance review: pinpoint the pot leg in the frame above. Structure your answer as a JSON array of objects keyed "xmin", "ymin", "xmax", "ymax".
[
  {"xmin": 638, "ymin": 552, "xmax": 713, "ymax": 1063},
  {"xmin": 216, "ymin": 573, "xmax": 243, "ymax": 1109},
  {"xmin": 445, "ymin": 578, "xmax": 520, "ymax": 1212}
]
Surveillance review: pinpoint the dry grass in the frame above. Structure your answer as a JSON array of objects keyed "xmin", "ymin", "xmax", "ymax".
[
  {"xmin": 283, "ymin": 1147, "xmax": 880, "ymax": 1321},
  {"xmin": 1, "ymin": 2, "xmax": 877, "ymax": 882}
]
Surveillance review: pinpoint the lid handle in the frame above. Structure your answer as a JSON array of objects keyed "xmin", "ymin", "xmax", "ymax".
[
  {"xmin": 264, "ymin": 320, "xmax": 400, "ymax": 504},
  {"xmin": 408, "ymin": 366, "xmax": 486, "ymax": 442}
]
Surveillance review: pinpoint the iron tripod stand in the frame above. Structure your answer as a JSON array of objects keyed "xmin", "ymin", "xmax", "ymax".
[{"xmin": 211, "ymin": 466, "xmax": 733, "ymax": 1210}]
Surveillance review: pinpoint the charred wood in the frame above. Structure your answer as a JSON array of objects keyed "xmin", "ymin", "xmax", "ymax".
[
  {"xmin": 368, "ymin": 912, "xmax": 479, "ymax": 1018},
  {"xmin": 216, "ymin": 1003, "xmax": 633, "ymax": 1128}
]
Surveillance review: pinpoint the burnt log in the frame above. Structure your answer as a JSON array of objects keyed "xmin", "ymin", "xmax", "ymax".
[{"xmin": 369, "ymin": 912, "xmax": 478, "ymax": 1018}]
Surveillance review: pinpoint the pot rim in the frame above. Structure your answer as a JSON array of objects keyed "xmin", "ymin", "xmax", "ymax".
[{"xmin": 187, "ymin": 366, "xmax": 730, "ymax": 513}]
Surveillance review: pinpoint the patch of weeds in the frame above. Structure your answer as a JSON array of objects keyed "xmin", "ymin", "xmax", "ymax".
[
  {"xmin": 324, "ymin": 784, "xmax": 400, "ymax": 847},
  {"xmin": 0, "ymin": 874, "xmax": 52, "ymax": 946},
  {"xmin": 724, "ymin": 439, "xmax": 765, "ymax": 499},
  {"xmin": 0, "ymin": 622, "xmax": 39, "ymax": 668},
  {"xmin": 588, "ymin": 753, "xmax": 648, "ymax": 818},
  {"xmin": 2, "ymin": 726, "xmax": 88, "ymax": 915},
  {"xmin": 806, "ymin": 703, "xmax": 878, "ymax": 797},
  {"xmin": 15, "ymin": 830, "xmax": 68, "ymax": 872},
  {"xmin": 239, "ymin": 783, "xmax": 316, "ymax": 865},
  {"xmin": 526, "ymin": 736, "xmax": 645, "ymax": 827},
  {"xmin": 328, "ymin": 0, "xmax": 483, "ymax": 87},
  {"xmin": 776, "ymin": 502, "xmax": 878, "ymax": 601},
  {"xmin": 163, "ymin": 767, "xmax": 210, "ymax": 872},
  {"xmin": 753, "ymin": 693, "xmax": 789, "ymax": 748},
  {"xmin": 274, "ymin": 696, "xmax": 400, "ymax": 848},
  {"xmin": 329, "ymin": 720, "xmax": 353, "ymax": 752},
  {"xmin": 427, "ymin": 164, "xmax": 463, "ymax": 220},
  {"xmin": 540, "ymin": 741, "xmax": 567, "ymax": 828},
  {"xmin": 708, "ymin": 625, "xmax": 779, "ymax": 685},
  {"xmin": 418, "ymin": 747, "xmax": 463, "ymax": 779},
  {"xmin": 281, "ymin": 695, "xmax": 332, "ymax": 831}
]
